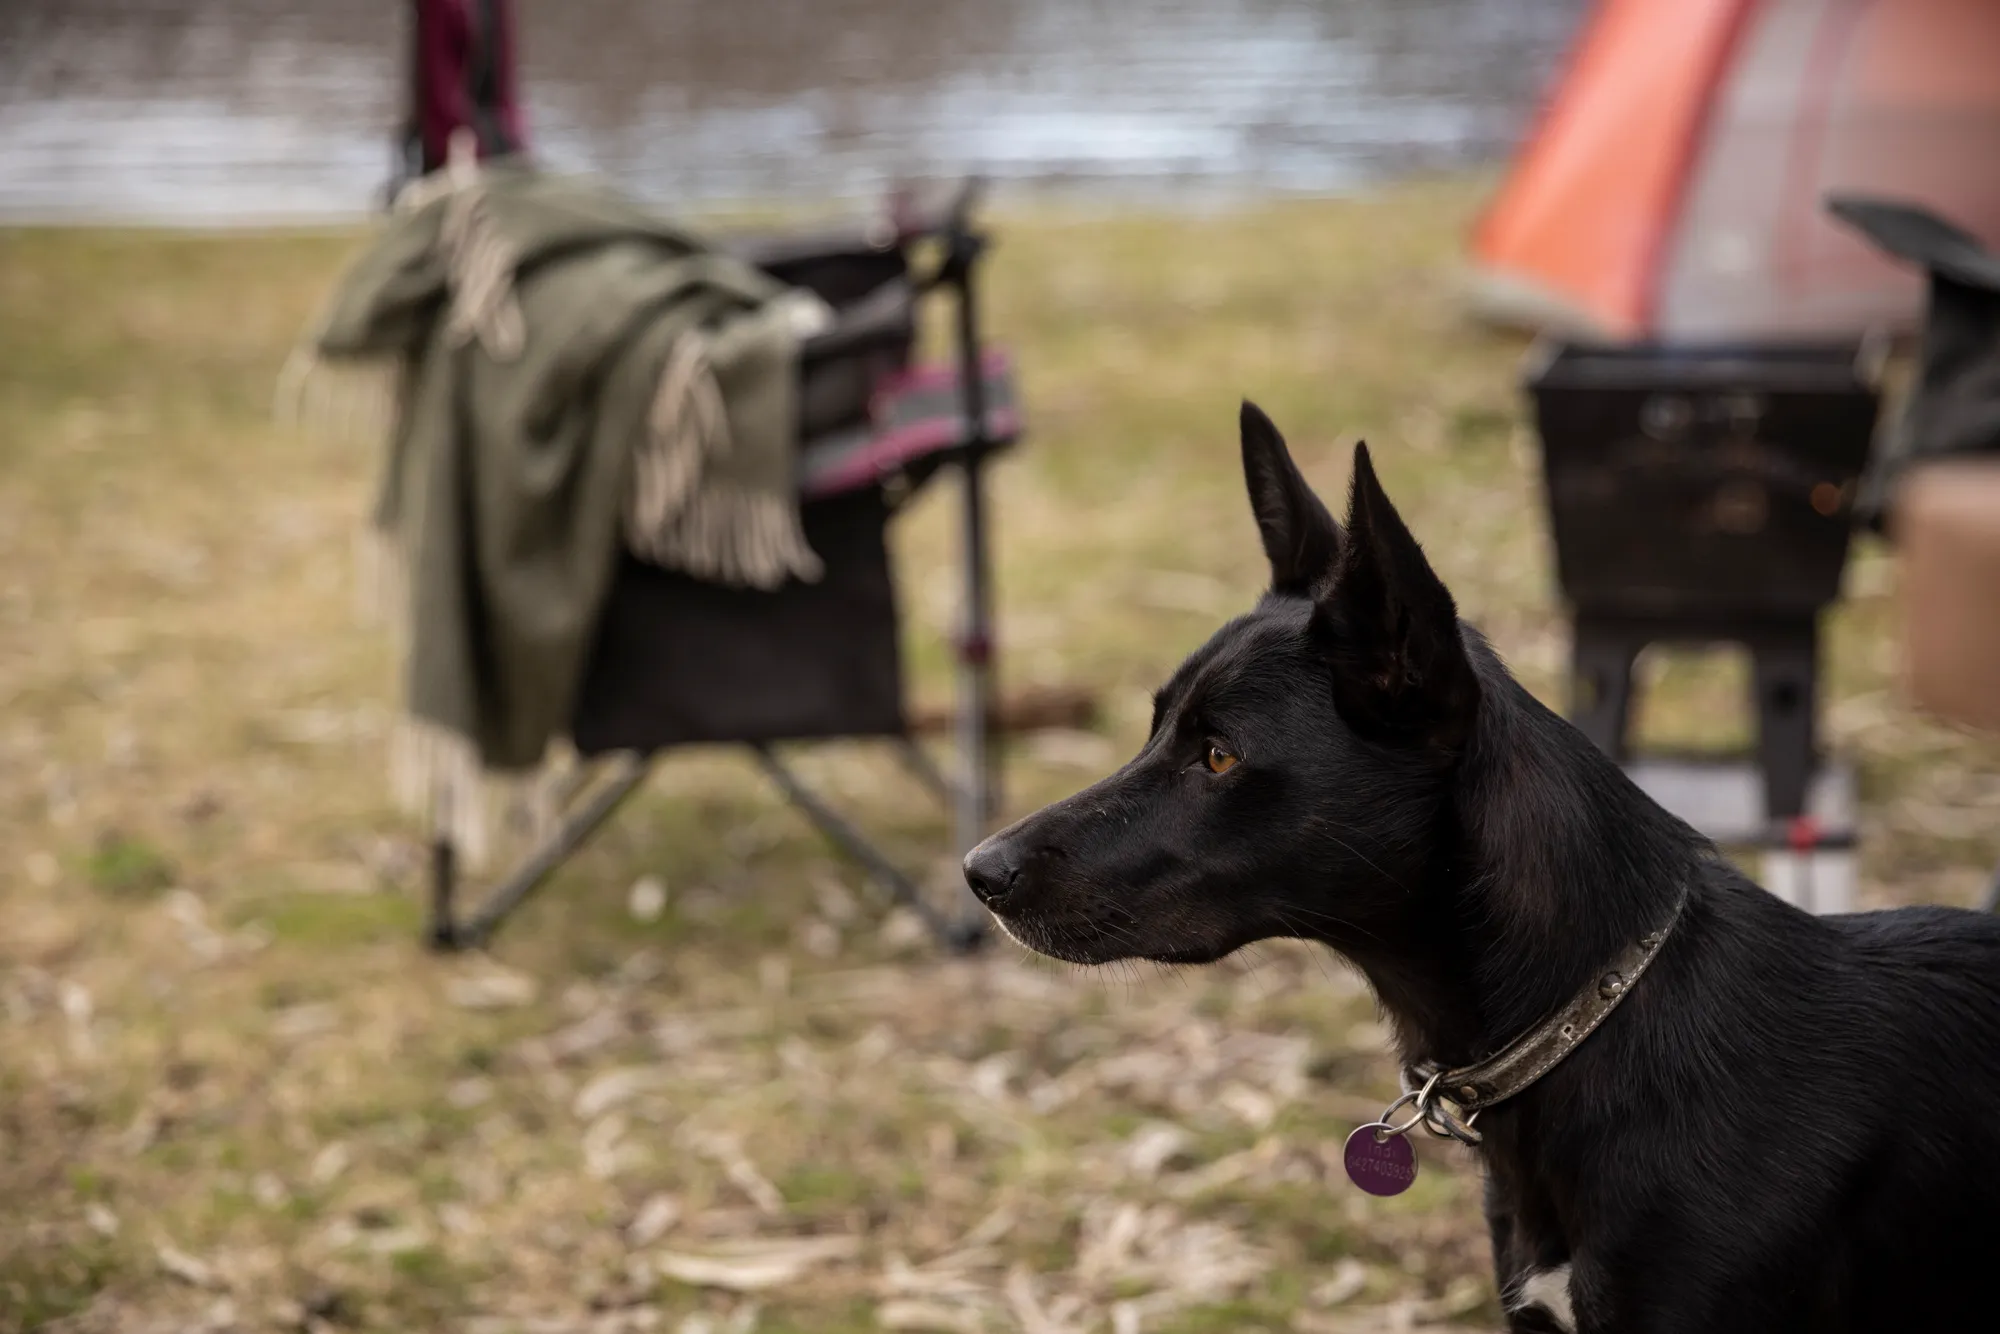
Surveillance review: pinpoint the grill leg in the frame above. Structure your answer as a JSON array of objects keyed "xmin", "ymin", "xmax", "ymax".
[
  {"xmin": 1751, "ymin": 623, "xmax": 1818, "ymax": 822},
  {"xmin": 1569, "ymin": 618, "xmax": 1637, "ymax": 761},
  {"xmin": 427, "ymin": 836, "xmax": 460, "ymax": 952}
]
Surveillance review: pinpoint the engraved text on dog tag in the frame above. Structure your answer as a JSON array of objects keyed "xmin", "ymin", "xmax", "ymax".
[{"xmin": 1343, "ymin": 1123, "xmax": 1417, "ymax": 1196}]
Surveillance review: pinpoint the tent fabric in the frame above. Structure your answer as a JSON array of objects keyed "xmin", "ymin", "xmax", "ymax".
[
  {"xmin": 1469, "ymin": 0, "xmax": 2000, "ymax": 342},
  {"xmin": 1470, "ymin": 0, "xmax": 1753, "ymax": 338}
]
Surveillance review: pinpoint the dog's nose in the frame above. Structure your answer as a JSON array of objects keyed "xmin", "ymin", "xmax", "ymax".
[{"xmin": 962, "ymin": 837, "xmax": 1021, "ymax": 908}]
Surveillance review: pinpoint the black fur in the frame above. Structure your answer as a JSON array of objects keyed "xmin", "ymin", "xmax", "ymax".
[{"xmin": 964, "ymin": 402, "xmax": 2000, "ymax": 1332}]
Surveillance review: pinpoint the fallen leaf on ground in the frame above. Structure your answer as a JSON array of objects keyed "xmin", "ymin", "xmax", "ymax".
[
  {"xmin": 628, "ymin": 875, "xmax": 667, "ymax": 922},
  {"xmin": 626, "ymin": 1194, "xmax": 682, "ymax": 1248},
  {"xmin": 655, "ymin": 1236, "xmax": 860, "ymax": 1292},
  {"xmin": 157, "ymin": 1243, "xmax": 220, "ymax": 1289},
  {"xmin": 1310, "ymin": 1258, "xmax": 1369, "ymax": 1308},
  {"xmin": 1123, "ymin": 1122, "xmax": 1191, "ymax": 1179},
  {"xmin": 876, "ymin": 1299, "xmax": 986, "ymax": 1333},
  {"xmin": 448, "ymin": 965, "xmax": 540, "ymax": 1010},
  {"xmin": 308, "ymin": 1141, "xmax": 350, "ymax": 1186},
  {"xmin": 574, "ymin": 1066, "xmax": 669, "ymax": 1120},
  {"xmin": 1002, "ymin": 1267, "xmax": 1075, "ymax": 1334}
]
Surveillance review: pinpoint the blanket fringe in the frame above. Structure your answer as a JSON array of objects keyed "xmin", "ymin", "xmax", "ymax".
[
  {"xmin": 390, "ymin": 718, "xmax": 495, "ymax": 869},
  {"xmin": 389, "ymin": 717, "xmax": 569, "ymax": 874},
  {"xmin": 275, "ymin": 346, "xmax": 401, "ymax": 447},
  {"xmin": 411, "ymin": 131, "xmax": 526, "ymax": 360},
  {"xmin": 626, "ymin": 482, "xmax": 824, "ymax": 589},
  {"xmin": 353, "ymin": 523, "xmax": 409, "ymax": 632},
  {"xmin": 628, "ymin": 334, "xmax": 729, "ymax": 536},
  {"xmin": 371, "ymin": 538, "xmax": 576, "ymax": 874},
  {"xmin": 437, "ymin": 183, "xmax": 525, "ymax": 360},
  {"xmin": 624, "ymin": 331, "xmax": 822, "ymax": 589}
]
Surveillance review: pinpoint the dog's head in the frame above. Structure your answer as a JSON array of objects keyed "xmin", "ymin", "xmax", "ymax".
[{"xmin": 965, "ymin": 403, "xmax": 1481, "ymax": 966}]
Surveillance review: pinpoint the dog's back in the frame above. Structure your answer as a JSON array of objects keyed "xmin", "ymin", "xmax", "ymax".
[
  {"xmin": 1819, "ymin": 905, "xmax": 2000, "ymax": 1319},
  {"xmin": 1560, "ymin": 875, "xmax": 2000, "ymax": 1329}
]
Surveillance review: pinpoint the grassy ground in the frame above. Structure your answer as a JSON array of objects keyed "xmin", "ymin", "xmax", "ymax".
[{"xmin": 3, "ymin": 181, "xmax": 1997, "ymax": 1334}]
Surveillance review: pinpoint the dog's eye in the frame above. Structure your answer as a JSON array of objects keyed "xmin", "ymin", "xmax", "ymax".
[{"xmin": 1206, "ymin": 744, "xmax": 1240, "ymax": 775}]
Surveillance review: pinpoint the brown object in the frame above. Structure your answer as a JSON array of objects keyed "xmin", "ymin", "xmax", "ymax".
[
  {"xmin": 1898, "ymin": 460, "xmax": 2000, "ymax": 733},
  {"xmin": 908, "ymin": 684, "xmax": 1098, "ymax": 737}
]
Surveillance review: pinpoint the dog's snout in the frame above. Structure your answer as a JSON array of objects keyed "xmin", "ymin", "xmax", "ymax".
[{"xmin": 962, "ymin": 838, "xmax": 1022, "ymax": 907}]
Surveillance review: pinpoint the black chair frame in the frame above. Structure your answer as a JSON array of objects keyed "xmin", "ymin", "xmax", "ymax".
[{"xmin": 426, "ymin": 183, "xmax": 1009, "ymax": 953}]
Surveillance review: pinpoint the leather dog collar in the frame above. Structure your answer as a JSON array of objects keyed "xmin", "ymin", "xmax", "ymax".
[{"xmin": 1387, "ymin": 889, "xmax": 1690, "ymax": 1146}]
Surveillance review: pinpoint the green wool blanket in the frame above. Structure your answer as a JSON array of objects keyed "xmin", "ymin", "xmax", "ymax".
[{"xmin": 291, "ymin": 160, "xmax": 826, "ymax": 860}]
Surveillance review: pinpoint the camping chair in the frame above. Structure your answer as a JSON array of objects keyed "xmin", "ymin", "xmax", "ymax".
[
  {"xmin": 1828, "ymin": 196, "xmax": 2000, "ymax": 914},
  {"xmin": 424, "ymin": 181, "xmax": 1018, "ymax": 954}
]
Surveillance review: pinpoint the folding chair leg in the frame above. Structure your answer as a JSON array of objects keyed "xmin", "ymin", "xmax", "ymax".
[
  {"xmin": 426, "ymin": 753, "xmax": 652, "ymax": 951},
  {"xmin": 428, "ymin": 835, "xmax": 459, "ymax": 951},
  {"xmin": 955, "ymin": 454, "xmax": 997, "ymax": 848},
  {"xmin": 751, "ymin": 745, "xmax": 987, "ymax": 953},
  {"xmin": 894, "ymin": 736, "xmax": 966, "ymax": 810},
  {"xmin": 951, "ymin": 246, "xmax": 1002, "ymax": 838}
]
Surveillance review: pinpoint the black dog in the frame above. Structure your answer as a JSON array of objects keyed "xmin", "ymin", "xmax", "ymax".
[{"xmin": 964, "ymin": 404, "xmax": 2000, "ymax": 1332}]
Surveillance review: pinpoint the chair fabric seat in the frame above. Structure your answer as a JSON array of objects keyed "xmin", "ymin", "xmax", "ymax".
[
  {"xmin": 570, "ymin": 222, "xmax": 1014, "ymax": 756},
  {"xmin": 572, "ymin": 488, "xmax": 904, "ymax": 753}
]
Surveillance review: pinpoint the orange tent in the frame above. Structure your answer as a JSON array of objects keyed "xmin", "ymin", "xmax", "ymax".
[{"xmin": 1468, "ymin": 0, "xmax": 2000, "ymax": 341}]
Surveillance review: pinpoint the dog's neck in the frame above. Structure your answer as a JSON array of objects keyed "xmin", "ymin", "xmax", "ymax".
[{"xmin": 1349, "ymin": 668, "xmax": 1701, "ymax": 1071}]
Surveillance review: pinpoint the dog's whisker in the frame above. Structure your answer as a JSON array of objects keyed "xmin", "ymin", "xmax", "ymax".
[
  {"xmin": 1268, "ymin": 903, "xmax": 1390, "ymax": 955},
  {"xmin": 1319, "ymin": 830, "xmax": 1400, "ymax": 894}
]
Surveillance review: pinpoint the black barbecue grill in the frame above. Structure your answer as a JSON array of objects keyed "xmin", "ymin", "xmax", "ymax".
[{"xmin": 1526, "ymin": 340, "xmax": 1883, "ymax": 835}]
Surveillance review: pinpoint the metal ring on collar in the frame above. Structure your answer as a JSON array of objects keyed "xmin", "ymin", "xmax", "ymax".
[
  {"xmin": 1421, "ymin": 1097, "xmax": 1484, "ymax": 1146},
  {"xmin": 1376, "ymin": 1088, "xmax": 1440, "ymax": 1144},
  {"xmin": 1393, "ymin": 1068, "xmax": 1483, "ymax": 1146}
]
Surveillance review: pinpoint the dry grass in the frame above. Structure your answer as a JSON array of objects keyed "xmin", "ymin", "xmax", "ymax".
[{"xmin": 3, "ymin": 182, "xmax": 1997, "ymax": 1334}]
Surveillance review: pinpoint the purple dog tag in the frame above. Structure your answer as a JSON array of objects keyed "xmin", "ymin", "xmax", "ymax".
[{"xmin": 1343, "ymin": 1123, "xmax": 1417, "ymax": 1196}]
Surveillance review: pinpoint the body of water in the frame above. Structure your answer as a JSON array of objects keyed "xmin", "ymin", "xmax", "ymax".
[{"xmin": 0, "ymin": 0, "xmax": 1585, "ymax": 222}]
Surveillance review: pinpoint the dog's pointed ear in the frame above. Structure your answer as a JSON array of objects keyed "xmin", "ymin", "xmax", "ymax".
[
  {"xmin": 1320, "ymin": 443, "xmax": 1479, "ymax": 747},
  {"xmin": 1240, "ymin": 401, "xmax": 1344, "ymax": 596}
]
